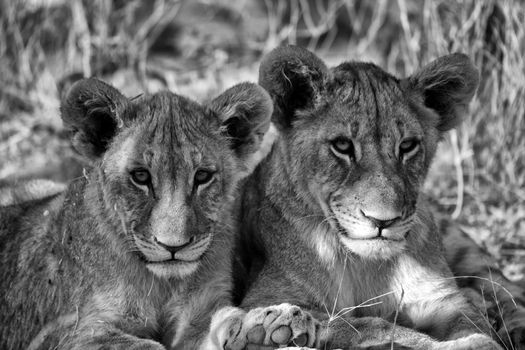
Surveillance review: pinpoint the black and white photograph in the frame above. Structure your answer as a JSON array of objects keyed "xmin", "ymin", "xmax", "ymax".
[{"xmin": 0, "ymin": 0, "xmax": 524, "ymax": 349}]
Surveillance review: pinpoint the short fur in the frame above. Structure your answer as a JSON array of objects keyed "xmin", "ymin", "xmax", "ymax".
[
  {"xmin": 236, "ymin": 45, "xmax": 509, "ymax": 349},
  {"xmin": 0, "ymin": 78, "xmax": 273, "ymax": 349}
]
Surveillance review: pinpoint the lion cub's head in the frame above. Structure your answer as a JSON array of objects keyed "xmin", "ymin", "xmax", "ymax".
[
  {"xmin": 260, "ymin": 46, "xmax": 478, "ymax": 259},
  {"xmin": 61, "ymin": 79, "xmax": 272, "ymax": 278}
]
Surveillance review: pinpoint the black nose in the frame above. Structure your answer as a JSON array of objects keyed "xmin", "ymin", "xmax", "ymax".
[
  {"xmin": 154, "ymin": 236, "xmax": 195, "ymax": 254},
  {"xmin": 362, "ymin": 212, "xmax": 400, "ymax": 229}
]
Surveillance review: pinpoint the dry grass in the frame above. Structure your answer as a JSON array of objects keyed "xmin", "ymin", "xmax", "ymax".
[{"xmin": 0, "ymin": 0, "xmax": 523, "ymax": 281}]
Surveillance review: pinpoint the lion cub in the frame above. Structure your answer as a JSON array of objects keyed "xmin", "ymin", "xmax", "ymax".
[
  {"xmin": 0, "ymin": 78, "xmax": 312, "ymax": 349},
  {"xmin": 233, "ymin": 46, "xmax": 510, "ymax": 349}
]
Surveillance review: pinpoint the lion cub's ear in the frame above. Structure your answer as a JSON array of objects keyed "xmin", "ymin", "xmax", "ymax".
[
  {"xmin": 403, "ymin": 53, "xmax": 480, "ymax": 132},
  {"xmin": 61, "ymin": 78, "xmax": 128, "ymax": 161},
  {"xmin": 208, "ymin": 82, "xmax": 273, "ymax": 173},
  {"xmin": 258, "ymin": 45, "xmax": 329, "ymax": 130}
]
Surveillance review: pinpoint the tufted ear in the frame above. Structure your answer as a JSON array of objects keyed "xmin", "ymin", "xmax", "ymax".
[
  {"xmin": 60, "ymin": 78, "xmax": 128, "ymax": 161},
  {"xmin": 403, "ymin": 53, "xmax": 480, "ymax": 132},
  {"xmin": 258, "ymin": 45, "xmax": 329, "ymax": 130},
  {"xmin": 208, "ymin": 82, "xmax": 273, "ymax": 172}
]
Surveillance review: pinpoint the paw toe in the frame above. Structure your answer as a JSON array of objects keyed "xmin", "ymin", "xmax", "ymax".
[
  {"xmin": 246, "ymin": 325, "xmax": 266, "ymax": 344},
  {"xmin": 290, "ymin": 333, "xmax": 308, "ymax": 347},
  {"xmin": 271, "ymin": 325, "xmax": 292, "ymax": 345},
  {"xmin": 262, "ymin": 308, "xmax": 281, "ymax": 327}
]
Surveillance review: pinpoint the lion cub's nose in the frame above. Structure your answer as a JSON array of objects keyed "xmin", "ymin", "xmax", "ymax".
[
  {"xmin": 154, "ymin": 236, "xmax": 195, "ymax": 254},
  {"xmin": 361, "ymin": 209, "xmax": 401, "ymax": 229}
]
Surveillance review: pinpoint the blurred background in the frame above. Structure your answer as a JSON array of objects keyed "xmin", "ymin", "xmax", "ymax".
[{"xmin": 0, "ymin": 0, "xmax": 523, "ymax": 282}]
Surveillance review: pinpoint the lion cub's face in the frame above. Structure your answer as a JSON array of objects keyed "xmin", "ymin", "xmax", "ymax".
[
  {"xmin": 290, "ymin": 67, "xmax": 430, "ymax": 258},
  {"xmin": 260, "ymin": 46, "xmax": 478, "ymax": 259},
  {"xmin": 101, "ymin": 94, "xmax": 239, "ymax": 278},
  {"xmin": 61, "ymin": 79, "xmax": 272, "ymax": 278}
]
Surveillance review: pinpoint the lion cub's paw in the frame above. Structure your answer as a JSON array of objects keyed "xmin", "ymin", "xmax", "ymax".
[
  {"xmin": 228, "ymin": 303, "xmax": 319, "ymax": 350},
  {"xmin": 204, "ymin": 306, "xmax": 246, "ymax": 350},
  {"xmin": 439, "ymin": 333, "xmax": 502, "ymax": 350}
]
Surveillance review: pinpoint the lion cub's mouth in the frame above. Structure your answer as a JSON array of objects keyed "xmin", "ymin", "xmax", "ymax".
[
  {"xmin": 338, "ymin": 229, "xmax": 408, "ymax": 242},
  {"xmin": 147, "ymin": 257, "xmax": 200, "ymax": 264},
  {"xmin": 331, "ymin": 212, "xmax": 414, "ymax": 241},
  {"xmin": 134, "ymin": 234, "xmax": 212, "ymax": 277},
  {"xmin": 331, "ymin": 217, "xmax": 413, "ymax": 259}
]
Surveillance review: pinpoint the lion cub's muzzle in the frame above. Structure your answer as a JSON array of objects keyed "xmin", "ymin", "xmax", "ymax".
[
  {"xmin": 359, "ymin": 208, "xmax": 411, "ymax": 241},
  {"xmin": 151, "ymin": 234, "xmax": 211, "ymax": 262},
  {"xmin": 332, "ymin": 207, "xmax": 413, "ymax": 241},
  {"xmin": 134, "ymin": 233, "xmax": 212, "ymax": 277},
  {"xmin": 329, "ymin": 200, "xmax": 416, "ymax": 258},
  {"xmin": 154, "ymin": 235, "xmax": 196, "ymax": 257}
]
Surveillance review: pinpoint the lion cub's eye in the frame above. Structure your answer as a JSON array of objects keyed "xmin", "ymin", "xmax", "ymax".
[
  {"xmin": 130, "ymin": 169, "xmax": 151, "ymax": 186},
  {"xmin": 194, "ymin": 169, "xmax": 215, "ymax": 186},
  {"xmin": 399, "ymin": 139, "xmax": 420, "ymax": 158},
  {"xmin": 331, "ymin": 138, "xmax": 355, "ymax": 159}
]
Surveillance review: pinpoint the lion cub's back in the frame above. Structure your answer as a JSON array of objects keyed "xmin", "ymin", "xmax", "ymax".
[
  {"xmin": 0, "ymin": 179, "xmax": 66, "ymax": 206},
  {"xmin": 0, "ymin": 188, "xmax": 68, "ymax": 349}
]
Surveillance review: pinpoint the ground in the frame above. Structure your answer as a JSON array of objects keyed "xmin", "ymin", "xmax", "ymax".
[{"xmin": 0, "ymin": 0, "xmax": 523, "ymax": 283}]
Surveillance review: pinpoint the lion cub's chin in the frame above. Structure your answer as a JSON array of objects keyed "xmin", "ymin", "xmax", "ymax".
[
  {"xmin": 338, "ymin": 234, "xmax": 406, "ymax": 260},
  {"xmin": 146, "ymin": 260, "xmax": 200, "ymax": 278}
]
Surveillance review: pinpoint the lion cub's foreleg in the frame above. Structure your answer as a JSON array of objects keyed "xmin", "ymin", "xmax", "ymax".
[
  {"xmin": 314, "ymin": 313, "xmax": 502, "ymax": 350},
  {"xmin": 62, "ymin": 328, "xmax": 164, "ymax": 350},
  {"xmin": 57, "ymin": 293, "xmax": 164, "ymax": 350},
  {"xmin": 302, "ymin": 253, "xmax": 502, "ymax": 350},
  {"xmin": 387, "ymin": 254, "xmax": 501, "ymax": 349}
]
